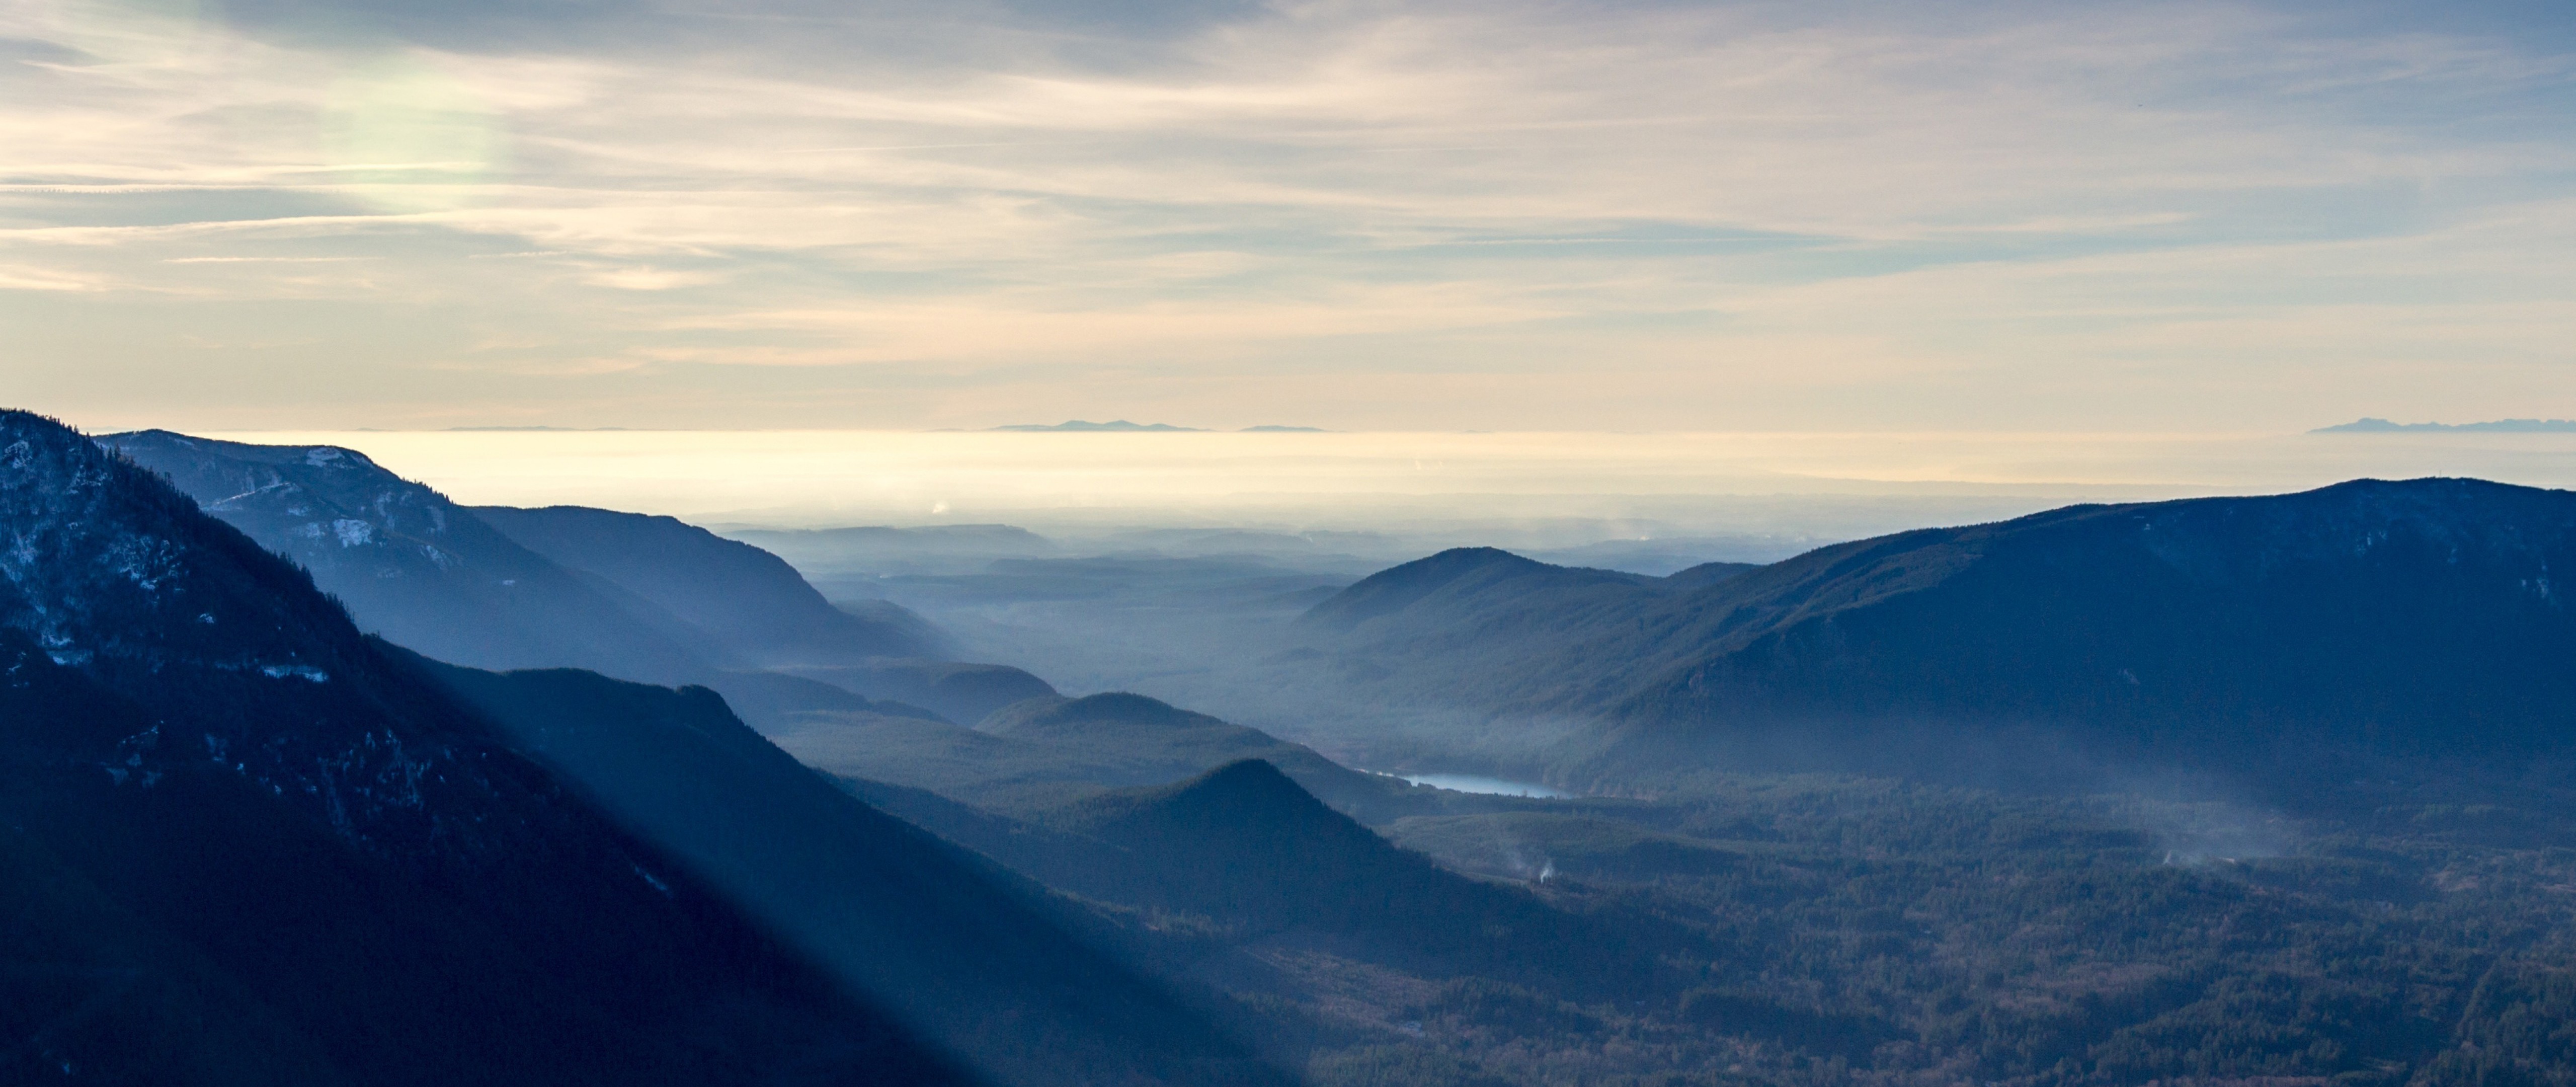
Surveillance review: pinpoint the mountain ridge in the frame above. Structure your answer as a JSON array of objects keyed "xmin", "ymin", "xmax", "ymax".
[
  {"xmin": 471, "ymin": 502, "xmax": 951, "ymax": 663},
  {"xmin": 1297, "ymin": 478, "xmax": 2576, "ymax": 792},
  {"xmin": 0, "ymin": 408, "xmax": 974, "ymax": 1084},
  {"xmin": 100, "ymin": 430, "xmax": 974, "ymax": 731},
  {"xmin": 2314, "ymin": 417, "xmax": 2576, "ymax": 433},
  {"xmin": 99, "ymin": 429, "xmax": 717, "ymax": 683},
  {"xmin": 416, "ymin": 655, "xmax": 1289, "ymax": 1086},
  {"xmin": 991, "ymin": 420, "xmax": 1205, "ymax": 432}
]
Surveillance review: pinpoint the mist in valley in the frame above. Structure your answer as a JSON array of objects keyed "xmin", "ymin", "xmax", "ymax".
[
  {"xmin": 712, "ymin": 495, "xmax": 2065, "ymax": 776},
  {"xmin": 14, "ymin": 414, "xmax": 2576, "ymax": 1085},
  {"xmin": 17, "ymin": 0, "xmax": 2576, "ymax": 1073}
]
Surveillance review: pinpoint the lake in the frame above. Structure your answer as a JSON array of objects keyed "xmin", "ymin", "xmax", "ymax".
[{"xmin": 1388, "ymin": 773, "xmax": 1571, "ymax": 799}]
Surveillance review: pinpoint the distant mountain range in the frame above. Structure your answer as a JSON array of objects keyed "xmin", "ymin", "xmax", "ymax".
[
  {"xmin": 987, "ymin": 420, "xmax": 1330, "ymax": 432},
  {"xmin": 2314, "ymin": 417, "xmax": 2576, "ymax": 433},
  {"xmin": 99, "ymin": 430, "xmax": 1063, "ymax": 731},
  {"xmin": 1296, "ymin": 479, "xmax": 2576, "ymax": 795},
  {"xmin": 992, "ymin": 419, "xmax": 1206, "ymax": 432}
]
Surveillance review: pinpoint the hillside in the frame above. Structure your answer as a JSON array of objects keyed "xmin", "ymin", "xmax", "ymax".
[
  {"xmin": 1298, "ymin": 547, "xmax": 1655, "ymax": 633},
  {"xmin": 0, "ymin": 410, "xmax": 969, "ymax": 1084},
  {"xmin": 472, "ymin": 504, "xmax": 950, "ymax": 662},
  {"xmin": 102, "ymin": 431, "xmax": 966, "ymax": 731},
  {"xmin": 785, "ymin": 658, "xmax": 1059, "ymax": 725},
  {"xmin": 1299, "ymin": 479, "xmax": 2576, "ymax": 791},
  {"xmin": 418, "ymin": 659, "xmax": 1285, "ymax": 1086},
  {"xmin": 870, "ymin": 760, "xmax": 1686, "ymax": 1002},
  {"xmin": 1043, "ymin": 761, "xmax": 1600, "ymax": 963},
  {"xmin": 722, "ymin": 523, "xmax": 1058, "ymax": 580},
  {"xmin": 102, "ymin": 429, "xmax": 710, "ymax": 682},
  {"xmin": 776, "ymin": 690, "xmax": 1421, "ymax": 817},
  {"xmin": 982, "ymin": 694, "xmax": 1394, "ymax": 804}
]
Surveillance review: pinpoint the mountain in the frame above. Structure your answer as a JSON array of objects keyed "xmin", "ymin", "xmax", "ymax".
[
  {"xmin": 990, "ymin": 420, "xmax": 1204, "ymax": 432},
  {"xmin": 1522, "ymin": 538, "xmax": 1767, "ymax": 578},
  {"xmin": 2314, "ymin": 417, "xmax": 2576, "ymax": 433},
  {"xmin": 415, "ymin": 658, "xmax": 1287, "ymax": 1087},
  {"xmin": 775, "ymin": 691, "xmax": 1418, "ymax": 817},
  {"xmin": 1047, "ymin": 760, "xmax": 1523, "ymax": 936},
  {"xmin": 1660, "ymin": 559, "xmax": 1762, "ymax": 589},
  {"xmin": 783, "ymin": 659, "xmax": 1058, "ymax": 725},
  {"xmin": 1299, "ymin": 547, "xmax": 1656, "ymax": 634},
  {"xmin": 1299, "ymin": 480, "xmax": 2576, "ymax": 791},
  {"xmin": 1379, "ymin": 809, "xmax": 1744, "ymax": 883},
  {"xmin": 931, "ymin": 761, "xmax": 1681, "ymax": 998},
  {"xmin": 0, "ymin": 410, "xmax": 967, "ymax": 1084},
  {"xmin": 100, "ymin": 429, "xmax": 710, "ymax": 683},
  {"xmin": 984, "ymin": 694, "xmax": 1415, "ymax": 812},
  {"xmin": 100, "ymin": 431, "xmax": 965, "ymax": 730},
  {"xmin": 470, "ymin": 503, "xmax": 951, "ymax": 663}
]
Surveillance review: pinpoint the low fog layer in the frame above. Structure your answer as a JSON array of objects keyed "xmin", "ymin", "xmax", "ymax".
[
  {"xmin": 716, "ymin": 521, "xmax": 1710, "ymax": 771},
  {"xmin": 35, "ymin": 414, "xmax": 2576, "ymax": 1085}
]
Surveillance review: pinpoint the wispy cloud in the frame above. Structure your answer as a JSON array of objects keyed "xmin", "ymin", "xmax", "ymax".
[{"xmin": 3, "ymin": 0, "xmax": 2571, "ymax": 430}]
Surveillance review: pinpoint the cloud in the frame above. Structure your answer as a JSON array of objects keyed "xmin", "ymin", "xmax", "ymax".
[
  {"xmin": 0, "ymin": 262, "xmax": 107, "ymax": 290},
  {"xmin": 1, "ymin": 0, "xmax": 2571, "ymax": 429}
]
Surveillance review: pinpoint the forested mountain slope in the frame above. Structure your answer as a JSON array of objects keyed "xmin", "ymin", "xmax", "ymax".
[
  {"xmin": 101, "ymin": 429, "xmax": 710, "ymax": 682},
  {"xmin": 420, "ymin": 659, "xmax": 1286, "ymax": 1087},
  {"xmin": 472, "ymin": 503, "xmax": 952, "ymax": 662},
  {"xmin": 1303, "ymin": 479, "xmax": 2576, "ymax": 788},
  {"xmin": 101, "ymin": 430, "xmax": 970, "ymax": 731},
  {"xmin": 777, "ymin": 690, "xmax": 1424, "ymax": 817},
  {"xmin": 1298, "ymin": 547, "xmax": 1656, "ymax": 633},
  {"xmin": 0, "ymin": 410, "xmax": 967, "ymax": 1084},
  {"xmin": 844, "ymin": 761, "xmax": 1706, "ymax": 1054}
]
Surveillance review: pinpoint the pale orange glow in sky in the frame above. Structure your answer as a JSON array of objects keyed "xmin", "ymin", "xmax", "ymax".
[
  {"xmin": 197, "ymin": 429, "xmax": 2576, "ymax": 533},
  {"xmin": 7, "ymin": 0, "xmax": 2574, "ymax": 436}
]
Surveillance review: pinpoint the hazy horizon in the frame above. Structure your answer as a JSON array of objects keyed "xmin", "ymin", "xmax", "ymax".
[
  {"xmin": 16, "ymin": 3, "xmax": 2576, "ymax": 1083},
  {"xmin": 147, "ymin": 426, "xmax": 2576, "ymax": 552}
]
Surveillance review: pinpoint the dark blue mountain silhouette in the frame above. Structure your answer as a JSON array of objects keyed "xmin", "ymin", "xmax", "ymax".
[{"xmin": 1302, "ymin": 479, "xmax": 2576, "ymax": 791}]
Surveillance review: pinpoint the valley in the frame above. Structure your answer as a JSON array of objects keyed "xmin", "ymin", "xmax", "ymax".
[
  {"xmin": 19, "ymin": 2, "xmax": 2572, "ymax": 1082},
  {"xmin": 11, "ymin": 413, "xmax": 2576, "ymax": 1086}
]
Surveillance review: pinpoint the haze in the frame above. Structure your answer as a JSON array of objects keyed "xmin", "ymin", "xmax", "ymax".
[
  {"xmin": 195, "ymin": 427, "xmax": 2576, "ymax": 541},
  {"xmin": 17, "ymin": 0, "xmax": 2576, "ymax": 1078}
]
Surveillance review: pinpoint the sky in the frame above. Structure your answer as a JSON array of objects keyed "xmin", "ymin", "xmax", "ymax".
[
  {"xmin": 208, "ymin": 428, "xmax": 2576, "ymax": 538},
  {"xmin": 5, "ymin": 0, "xmax": 2574, "ymax": 433}
]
